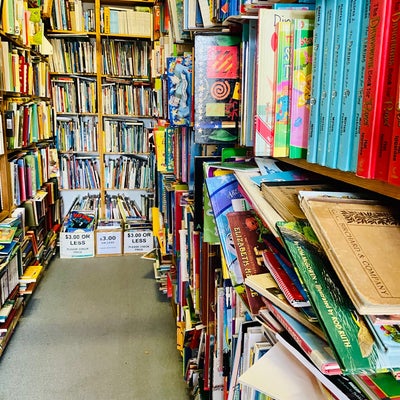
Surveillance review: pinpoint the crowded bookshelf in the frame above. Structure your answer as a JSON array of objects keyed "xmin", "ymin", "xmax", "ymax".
[{"xmin": 1, "ymin": 0, "xmax": 400, "ymax": 399}]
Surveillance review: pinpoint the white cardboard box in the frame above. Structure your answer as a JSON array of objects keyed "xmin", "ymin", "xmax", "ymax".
[
  {"xmin": 59, "ymin": 231, "xmax": 95, "ymax": 258},
  {"xmin": 95, "ymin": 229, "xmax": 123, "ymax": 256},
  {"xmin": 123, "ymin": 229, "xmax": 153, "ymax": 254}
]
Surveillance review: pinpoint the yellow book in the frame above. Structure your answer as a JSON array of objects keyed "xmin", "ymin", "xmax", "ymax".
[
  {"xmin": 20, "ymin": 264, "xmax": 43, "ymax": 283},
  {"xmin": 2, "ymin": 0, "xmax": 16, "ymax": 35},
  {"xmin": 103, "ymin": 6, "xmax": 110, "ymax": 34}
]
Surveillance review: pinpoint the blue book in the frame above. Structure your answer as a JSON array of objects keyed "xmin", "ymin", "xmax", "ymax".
[
  {"xmin": 324, "ymin": 0, "xmax": 349, "ymax": 169},
  {"xmin": 205, "ymin": 173, "xmax": 245, "ymax": 287},
  {"xmin": 306, "ymin": 0, "xmax": 326, "ymax": 164},
  {"xmin": 272, "ymin": 4, "xmax": 315, "ymax": 9},
  {"xmin": 316, "ymin": 0, "xmax": 337, "ymax": 166},
  {"xmin": 109, "ymin": 10, "xmax": 119, "ymax": 33},
  {"xmin": 337, "ymin": 0, "xmax": 370, "ymax": 172}
]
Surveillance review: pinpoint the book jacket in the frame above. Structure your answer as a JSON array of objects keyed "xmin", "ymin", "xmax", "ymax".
[{"xmin": 194, "ymin": 34, "xmax": 241, "ymax": 144}]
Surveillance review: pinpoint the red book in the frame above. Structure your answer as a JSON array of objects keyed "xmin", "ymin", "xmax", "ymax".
[
  {"xmin": 387, "ymin": 79, "xmax": 400, "ymax": 186},
  {"xmin": 226, "ymin": 210, "xmax": 272, "ymax": 315},
  {"xmin": 375, "ymin": 4, "xmax": 400, "ymax": 181},
  {"xmin": 356, "ymin": 0, "xmax": 399, "ymax": 179}
]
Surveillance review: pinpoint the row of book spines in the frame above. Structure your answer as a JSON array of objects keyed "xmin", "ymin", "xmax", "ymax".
[
  {"xmin": 307, "ymin": 0, "xmax": 400, "ymax": 184},
  {"xmin": 9, "ymin": 148, "xmax": 57, "ymax": 207},
  {"xmin": 5, "ymin": 101, "xmax": 53, "ymax": 150},
  {"xmin": 0, "ymin": 41, "xmax": 50, "ymax": 97},
  {"xmin": 60, "ymin": 156, "xmax": 100, "ymax": 190},
  {"xmin": 51, "ymin": 0, "xmax": 93, "ymax": 32},
  {"xmin": 2, "ymin": 0, "xmax": 43, "ymax": 47}
]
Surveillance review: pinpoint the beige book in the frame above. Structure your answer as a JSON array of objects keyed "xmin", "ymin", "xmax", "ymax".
[{"xmin": 300, "ymin": 197, "xmax": 400, "ymax": 315}]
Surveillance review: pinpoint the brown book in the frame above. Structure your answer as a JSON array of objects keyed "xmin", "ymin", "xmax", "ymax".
[
  {"xmin": 261, "ymin": 183, "xmax": 332, "ymax": 222},
  {"xmin": 299, "ymin": 196, "xmax": 400, "ymax": 315}
]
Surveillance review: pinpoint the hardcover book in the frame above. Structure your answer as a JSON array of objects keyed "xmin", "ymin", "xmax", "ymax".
[
  {"xmin": 273, "ymin": 20, "xmax": 293, "ymax": 158},
  {"xmin": 255, "ymin": 8, "xmax": 315, "ymax": 156},
  {"xmin": 289, "ymin": 18, "xmax": 314, "ymax": 159},
  {"xmin": 194, "ymin": 34, "xmax": 241, "ymax": 145},
  {"xmin": 276, "ymin": 220, "xmax": 384, "ymax": 375},
  {"xmin": 166, "ymin": 55, "xmax": 192, "ymax": 127},
  {"xmin": 299, "ymin": 197, "xmax": 400, "ymax": 315},
  {"xmin": 356, "ymin": 0, "xmax": 400, "ymax": 179},
  {"xmin": 226, "ymin": 210, "xmax": 274, "ymax": 314}
]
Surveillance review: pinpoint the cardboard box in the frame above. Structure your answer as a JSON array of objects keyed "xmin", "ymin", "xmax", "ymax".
[
  {"xmin": 95, "ymin": 229, "xmax": 123, "ymax": 256},
  {"xmin": 59, "ymin": 231, "xmax": 95, "ymax": 258},
  {"xmin": 123, "ymin": 229, "xmax": 153, "ymax": 254}
]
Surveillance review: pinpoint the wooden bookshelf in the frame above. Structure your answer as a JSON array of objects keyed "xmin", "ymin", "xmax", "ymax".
[
  {"xmin": 49, "ymin": 0, "xmax": 156, "ymax": 217},
  {"xmin": 277, "ymin": 158, "xmax": 400, "ymax": 201}
]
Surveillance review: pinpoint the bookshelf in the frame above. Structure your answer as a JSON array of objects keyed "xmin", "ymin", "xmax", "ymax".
[
  {"xmin": 150, "ymin": 1, "xmax": 400, "ymax": 399},
  {"xmin": 48, "ymin": 0, "xmax": 156, "ymax": 217},
  {"xmin": 0, "ymin": 0, "xmax": 61, "ymax": 357}
]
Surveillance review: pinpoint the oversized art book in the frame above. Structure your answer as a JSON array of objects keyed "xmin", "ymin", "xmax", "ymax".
[
  {"xmin": 299, "ymin": 197, "xmax": 400, "ymax": 316},
  {"xmin": 276, "ymin": 220, "xmax": 385, "ymax": 375},
  {"xmin": 194, "ymin": 34, "xmax": 241, "ymax": 144}
]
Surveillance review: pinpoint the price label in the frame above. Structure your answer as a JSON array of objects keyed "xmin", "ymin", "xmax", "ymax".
[
  {"xmin": 96, "ymin": 231, "xmax": 122, "ymax": 255},
  {"xmin": 124, "ymin": 230, "xmax": 153, "ymax": 253}
]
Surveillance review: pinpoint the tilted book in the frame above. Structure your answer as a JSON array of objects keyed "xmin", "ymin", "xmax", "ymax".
[
  {"xmin": 299, "ymin": 197, "xmax": 400, "ymax": 315},
  {"xmin": 276, "ymin": 220, "xmax": 385, "ymax": 375},
  {"xmin": 226, "ymin": 210, "xmax": 273, "ymax": 314}
]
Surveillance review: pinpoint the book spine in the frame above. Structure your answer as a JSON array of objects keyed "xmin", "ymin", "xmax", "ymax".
[
  {"xmin": 375, "ymin": 4, "xmax": 400, "ymax": 181},
  {"xmin": 316, "ymin": 0, "xmax": 337, "ymax": 166},
  {"xmin": 325, "ymin": 0, "xmax": 349, "ymax": 169},
  {"xmin": 387, "ymin": 82, "xmax": 400, "ymax": 186},
  {"xmin": 307, "ymin": 0, "xmax": 325, "ymax": 163},
  {"xmin": 289, "ymin": 18, "xmax": 314, "ymax": 159},
  {"xmin": 273, "ymin": 21, "xmax": 293, "ymax": 158},
  {"xmin": 336, "ymin": 0, "xmax": 370, "ymax": 172},
  {"xmin": 356, "ymin": 0, "xmax": 396, "ymax": 179}
]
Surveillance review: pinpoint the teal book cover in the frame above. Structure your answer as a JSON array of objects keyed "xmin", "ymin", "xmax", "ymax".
[{"xmin": 276, "ymin": 220, "xmax": 382, "ymax": 375}]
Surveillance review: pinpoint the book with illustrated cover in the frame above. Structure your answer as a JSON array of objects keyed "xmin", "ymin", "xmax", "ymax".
[
  {"xmin": 255, "ymin": 8, "xmax": 315, "ymax": 156},
  {"xmin": 276, "ymin": 220, "xmax": 385, "ymax": 375},
  {"xmin": 273, "ymin": 20, "xmax": 293, "ymax": 158},
  {"xmin": 355, "ymin": 372, "xmax": 400, "ymax": 400},
  {"xmin": 0, "ymin": 227, "xmax": 17, "ymax": 244},
  {"xmin": 299, "ymin": 197, "xmax": 400, "ymax": 315},
  {"xmin": 64, "ymin": 210, "xmax": 96, "ymax": 232},
  {"xmin": 166, "ymin": 55, "xmax": 192, "ymax": 127},
  {"xmin": 205, "ymin": 173, "xmax": 246, "ymax": 291},
  {"xmin": 289, "ymin": 18, "xmax": 314, "ymax": 159},
  {"xmin": 194, "ymin": 34, "xmax": 241, "ymax": 145}
]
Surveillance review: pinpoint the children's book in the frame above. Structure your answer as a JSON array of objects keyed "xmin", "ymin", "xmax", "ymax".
[
  {"xmin": 273, "ymin": 20, "xmax": 293, "ymax": 158},
  {"xmin": 289, "ymin": 18, "xmax": 314, "ymax": 159},
  {"xmin": 166, "ymin": 55, "xmax": 192, "ymax": 127},
  {"xmin": 194, "ymin": 34, "xmax": 241, "ymax": 144}
]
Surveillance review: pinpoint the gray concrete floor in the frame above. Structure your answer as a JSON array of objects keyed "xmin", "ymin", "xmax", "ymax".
[{"xmin": 0, "ymin": 254, "xmax": 189, "ymax": 400}]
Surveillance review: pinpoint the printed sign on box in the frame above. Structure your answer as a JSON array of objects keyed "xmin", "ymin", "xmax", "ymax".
[
  {"xmin": 60, "ymin": 231, "xmax": 95, "ymax": 258},
  {"xmin": 96, "ymin": 230, "xmax": 123, "ymax": 256},
  {"xmin": 124, "ymin": 229, "xmax": 153, "ymax": 254}
]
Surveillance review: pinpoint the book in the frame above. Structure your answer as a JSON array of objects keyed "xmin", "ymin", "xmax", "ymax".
[
  {"xmin": 254, "ymin": 8, "xmax": 315, "ymax": 156},
  {"xmin": 266, "ymin": 303, "xmax": 341, "ymax": 375},
  {"xmin": 356, "ymin": 0, "xmax": 400, "ymax": 179},
  {"xmin": 299, "ymin": 197, "xmax": 400, "ymax": 315},
  {"xmin": 226, "ymin": 210, "xmax": 274, "ymax": 314},
  {"xmin": 289, "ymin": 18, "xmax": 314, "ymax": 159},
  {"xmin": 205, "ymin": 173, "xmax": 246, "ymax": 289},
  {"xmin": 387, "ymin": 79, "xmax": 400, "ymax": 186},
  {"xmin": 0, "ymin": 227, "xmax": 17, "ymax": 244},
  {"xmin": 244, "ymin": 273, "xmax": 324, "ymax": 340},
  {"xmin": 336, "ymin": 0, "xmax": 370, "ymax": 172},
  {"xmin": 273, "ymin": 20, "xmax": 293, "ymax": 158},
  {"xmin": 262, "ymin": 249, "xmax": 309, "ymax": 308},
  {"xmin": 64, "ymin": 210, "xmax": 96, "ymax": 232},
  {"xmin": 19, "ymin": 264, "xmax": 43, "ymax": 284},
  {"xmin": 194, "ymin": 34, "xmax": 241, "ymax": 144},
  {"xmin": 325, "ymin": 0, "xmax": 349, "ymax": 169},
  {"xmin": 260, "ymin": 183, "xmax": 332, "ymax": 222},
  {"xmin": 306, "ymin": 0, "xmax": 326, "ymax": 163},
  {"xmin": 276, "ymin": 219, "xmax": 388, "ymax": 374},
  {"xmin": 316, "ymin": 0, "xmax": 337, "ymax": 166},
  {"xmin": 355, "ymin": 372, "xmax": 400, "ymax": 400}
]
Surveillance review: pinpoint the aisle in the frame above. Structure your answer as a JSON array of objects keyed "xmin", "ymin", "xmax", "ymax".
[{"xmin": 0, "ymin": 254, "xmax": 188, "ymax": 400}]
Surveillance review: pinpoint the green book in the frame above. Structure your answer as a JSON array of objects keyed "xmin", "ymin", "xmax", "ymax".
[{"xmin": 276, "ymin": 220, "xmax": 381, "ymax": 375}]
